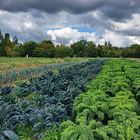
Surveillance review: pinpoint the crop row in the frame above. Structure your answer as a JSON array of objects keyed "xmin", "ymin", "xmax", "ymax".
[
  {"xmin": 0, "ymin": 60, "xmax": 105, "ymax": 140},
  {"xmin": 47, "ymin": 59, "xmax": 140, "ymax": 140},
  {"xmin": 0, "ymin": 62, "xmax": 78, "ymax": 87}
]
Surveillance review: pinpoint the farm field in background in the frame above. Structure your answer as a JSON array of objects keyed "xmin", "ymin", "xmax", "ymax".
[
  {"xmin": 0, "ymin": 57, "xmax": 93, "ymax": 87},
  {"xmin": 0, "ymin": 57, "xmax": 92, "ymax": 74},
  {"xmin": 0, "ymin": 58, "xmax": 140, "ymax": 140},
  {"xmin": 0, "ymin": 57, "xmax": 139, "ymax": 74}
]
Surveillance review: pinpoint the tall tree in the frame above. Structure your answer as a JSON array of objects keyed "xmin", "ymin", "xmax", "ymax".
[
  {"xmin": 71, "ymin": 40, "xmax": 88, "ymax": 57},
  {"xmin": 20, "ymin": 41, "xmax": 38, "ymax": 57},
  {"xmin": 55, "ymin": 45, "xmax": 73, "ymax": 58},
  {"xmin": 39, "ymin": 40, "xmax": 55, "ymax": 57},
  {"xmin": 0, "ymin": 30, "xmax": 3, "ymax": 41},
  {"xmin": 5, "ymin": 33, "xmax": 10, "ymax": 41},
  {"xmin": 86, "ymin": 41, "xmax": 97, "ymax": 57}
]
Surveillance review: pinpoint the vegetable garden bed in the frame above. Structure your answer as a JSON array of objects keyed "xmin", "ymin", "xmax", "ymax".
[
  {"xmin": 0, "ymin": 59, "xmax": 105, "ymax": 140},
  {"xmin": 0, "ymin": 62, "xmax": 79, "ymax": 87},
  {"xmin": 50, "ymin": 59, "xmax": 140, "ymax": 140}
]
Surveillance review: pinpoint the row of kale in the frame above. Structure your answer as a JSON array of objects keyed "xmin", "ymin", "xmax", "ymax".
[
  {"xmin": 43, "ymin": 59, "xmax": 140, "ymax": 140},
  {"xmin": 0, "ymin": 59, "xmax": 105, "ymax": 140}
]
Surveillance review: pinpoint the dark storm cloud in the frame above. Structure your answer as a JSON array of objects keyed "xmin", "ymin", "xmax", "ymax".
[
  {"xmin": 0, "ymin": 0, "xmax": 140, "ymax": 20},
  {"xmin": 0, "ymin": 0, "xmax": 106, "ymax": 13},
  {"xmin": 0, "ymin": 0, "xmax": 140, "ymax": 46},
  {"xmin": 117, "ymin": 30, "xmax": 140, "ymax": 37},
  {"xmin": 100, "ymin": 0, "xmax": 140, "ymax": 21}
]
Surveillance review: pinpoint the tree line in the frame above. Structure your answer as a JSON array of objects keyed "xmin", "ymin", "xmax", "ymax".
[{"xmin": 0, "ymin": 30, "xmax": 140, "ymax": 58}]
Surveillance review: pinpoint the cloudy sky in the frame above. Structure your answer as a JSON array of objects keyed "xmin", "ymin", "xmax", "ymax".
[{"xmin": 0, "ymin": 0, "xmax": 140, "ymax": 47}]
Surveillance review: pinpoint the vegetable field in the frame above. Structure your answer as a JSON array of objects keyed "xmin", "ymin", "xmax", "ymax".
[
  {"xmin": 0, "ymin": 57, "xmax": 92, "ymax": 73},
  {"xmin": 0, "ymin": 57, "xmax": 92, "ymax": 87},
  {"xmin": 0, "ymin": 58, "xmax": 140, "ymax": 140}
]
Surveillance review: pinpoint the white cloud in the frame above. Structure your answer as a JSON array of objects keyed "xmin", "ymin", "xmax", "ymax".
[
  {"xmin": 46, "ymin": 27, "xmax": 140, "ymax": 47},
  {"xmin": 46, "ymin": 27, "xmax": 98, "ymax": 45},
  {"xmin": 112, "ymin": 13, "xmax": 140, "ymax": 31},
  {"xmin": 0, "ymin": 10, "xmax": 51, "ymax": 41},
  {"xmin": 102, "ymin": 30, "xmax": 140, "ymax": 47},
  {"xmin": 23, "ymin": 22, "xmax": 33, "ymax": 29},
  {"xmin": 0, "ymin": 9, "xmax": 140, "ymax": 47}
]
